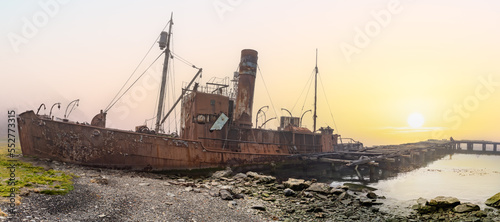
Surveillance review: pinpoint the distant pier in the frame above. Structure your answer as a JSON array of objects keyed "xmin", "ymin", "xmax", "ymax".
[
  {"xmin": 451, "ymin": 140, "xmax": 500, "ymax": 155},
  {"xmin": 298, "ymin": 139, "xmax": 499, "ymax": 182}
]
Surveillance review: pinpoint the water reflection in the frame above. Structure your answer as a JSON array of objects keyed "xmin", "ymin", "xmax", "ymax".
[
  {"xmin": 372, "ymin": 154, "xmax": 500, "ymax": 211},
  {"xmin": 238, "ymin": 160, "xmax": 401, "ymax": 184},
  {"xmin": 240, "ymin": 153, "xmax": 500, "ymax": 213}
]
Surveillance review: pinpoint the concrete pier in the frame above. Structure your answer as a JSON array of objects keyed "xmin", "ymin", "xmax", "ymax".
[{"xmin": 453, "ymin": 140, "xmax": 500, "ymax": 155}]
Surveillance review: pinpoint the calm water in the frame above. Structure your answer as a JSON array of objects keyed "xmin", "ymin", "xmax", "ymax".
[
  {"xmin": 369, "ymin": 154, "xmax": 500, "ymax": 214},
  {"xmin": 237, "ymin": 152, "xmax": 500, "ymax": 214}
]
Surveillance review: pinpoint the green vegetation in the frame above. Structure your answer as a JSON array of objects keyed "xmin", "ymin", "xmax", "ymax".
[{"xmin": 0, "ymin": 143, "xmax": 74, "ymax": 197}]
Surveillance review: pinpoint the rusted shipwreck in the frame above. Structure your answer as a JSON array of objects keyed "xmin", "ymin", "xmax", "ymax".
[{"xmin": 18, "ymin": 17, "xmax": 361, "ymax": 170}]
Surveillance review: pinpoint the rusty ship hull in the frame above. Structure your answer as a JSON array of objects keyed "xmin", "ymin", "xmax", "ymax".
[{"xmin": 18, "ymin": 110, "xmax": 334, "ymax": 170}]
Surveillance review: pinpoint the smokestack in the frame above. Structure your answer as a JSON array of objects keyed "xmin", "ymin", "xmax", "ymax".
[{"xmin": 234, "ymin": 49, "xmax": 258, "ymax": 128}]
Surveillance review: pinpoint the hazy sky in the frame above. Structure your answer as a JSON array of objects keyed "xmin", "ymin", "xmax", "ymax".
[{"xmin": 1, "ymin": 0, "xmax": 499, "ymax": 146}]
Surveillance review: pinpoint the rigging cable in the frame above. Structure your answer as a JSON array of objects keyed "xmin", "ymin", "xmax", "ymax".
[
  {"xmin": 292, "ymin": 68, "xmax": 315, "ymax": 115},
  {"xmin": 257, "ymin": 65, "xmax": 278, "ymax": 124},
  {"xmin": 104, "ymin": 51, "xmax": 165, "ymax": 112},
  {"xmin": 290, "ymin": 69, "xmax": 314, "ymax": 113},
  {"xmin": 104, "ymin": 20, "xmax": 171, "ymax": 112},
  {"xmin": 150, "ymin": 79, "xmax": 161, "ymax": 129},
  {"xmin": 171, "ymin": 52, "xmax": 198, "ymax": 69},
  {"xmin": 318, "ymin": 73, "xmax": 340, "ymax": 134},
  {"xmin": 171, "ymin": 35, "xmax": 178, "ymax": 133}
]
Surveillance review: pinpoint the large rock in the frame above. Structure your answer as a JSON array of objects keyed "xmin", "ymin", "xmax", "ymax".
[
  {"xmin": 428, "ymin": 196, "xmax": 460, "ymax": 208},
  {"xmin": 283, "ymin": 178, "xmax": 309, "ymax": 191},
  {"xmin": 485, "ymin": 192, "xmax": 500, "ymax": 208},
  {"xmin": 306, "ymin": 182, "xmax": 331, "ymax": 194},
  {"xmin": 331, "ymin": 188, "xmax": 344, "ymax": 195},
  {"xmin": 232, "ymin": 173, "xmax": 247, "ymax": 180},
  {"xmin": 453, "ymin": 203, "xmax": 480, "ymax": 213},
  {"xmin": 412, "ymin": 197, "xmax": 434, "ymax": 214},
  {"xmin": 342, "ymin": 183, "xmax": 377, "ymax": 192},
  {"xmin": 359, "ymin": 197, "xmax": 375, "ymax": 206},
  {"xmin": 413, "ymin": 205, "xmax": 437, "ymax": 214},
  {"xmin": 283, "ymin": 188, "xmax": 296, "ymax": 197},
  {"xmin": 257, "ymin": 175, "xmax": 276, "ymax": 184},
  {"xmin": 416, "ymin": 197, "xmax": 428, "ymax": 206},
  {"xmin": 245, "ymin": 171, "xmax": 276, "ymax": 184},
  {"xmin": 366, "ymin": 191, "xmax": 377, "ymax": 199},
  {"xmin": 219, "ymin": 189, "xmax": 233, "ymax": 200},
  {"xmin": 246, "ymin": 171, "xmax": 260, "ymax": 178}
]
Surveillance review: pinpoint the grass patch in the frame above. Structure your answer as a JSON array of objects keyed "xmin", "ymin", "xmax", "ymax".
[{"xmin": 0, "ymin": 143, "xmax": 74, "ymax": 196}]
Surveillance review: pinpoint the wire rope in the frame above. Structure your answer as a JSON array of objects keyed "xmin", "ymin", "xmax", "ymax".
[{"xmin": 318, "ymin": 73, "xmax": 340, "ymax": 134}]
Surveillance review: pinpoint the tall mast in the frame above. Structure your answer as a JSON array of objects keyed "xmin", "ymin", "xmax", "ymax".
[
  {"xmin": 155, "ymin": 13, "xmax": 173, "ymax": 133},
  {"xmin": 313, "ymin": 49, "xmax": 318, "ymax": 133}
]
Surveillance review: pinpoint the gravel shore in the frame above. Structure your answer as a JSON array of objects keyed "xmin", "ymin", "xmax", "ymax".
[{"xmin": 1, "ymin": 160, "xmax": 271, "ymax": 222}]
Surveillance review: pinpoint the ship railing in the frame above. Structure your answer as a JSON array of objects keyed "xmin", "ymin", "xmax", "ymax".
[{"xmin": 198, "ymin": 137, "xmax": 322, "ymax": 154}]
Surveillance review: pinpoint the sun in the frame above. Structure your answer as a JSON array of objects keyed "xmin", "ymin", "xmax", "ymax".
[{"xmin": 407, "ymin": 112, "xmax": 424, "ymax": 128}]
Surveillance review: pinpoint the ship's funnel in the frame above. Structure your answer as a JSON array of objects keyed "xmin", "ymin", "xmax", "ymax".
[{"xmin": 234, "ymin": 49, "xmax": 258, "ymax": 127}]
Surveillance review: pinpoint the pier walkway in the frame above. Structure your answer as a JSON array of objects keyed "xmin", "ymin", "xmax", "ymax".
[
  {"xmin": 297, "ymin": 139, "xmax": 499, "ymax": 182},
  {"xmin": 451, "ymin": 140, "xmax": 500, "ymax": 155},
  {"xmin": 303, "ymin": 139, "xmax": 500, "ymax": 169}
]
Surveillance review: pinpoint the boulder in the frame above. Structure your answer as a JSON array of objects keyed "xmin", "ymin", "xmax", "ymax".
[
  {"xmin": 232, "ymin": 173, "xmax": 247, "ymax": 180},
  {"xmin": 416, "ymin": 197, "xmax": 428, "ymax": 206},
  {"xmin": 245, "ymin": 171, "xmax": 276, "ymax": 184},
  {"xmin": 342, "ymin": 183, "xmax": 377, "ymax": 192},
  {"xmin": 283, "ymin": 188, "xmax": 296, "ymax": 197},
  {"xmin": 485, "ymin": 192, "xmax": 500, "ymax": 208},
  {"xmin": 283, "ymin": 178, "xmax": 309, "ymax": 191},
  {"xmin": 219, "ymin": 189, "xmax": 233, "ymax": 200},
  {"xmin": 303, "ymin": 192, "xmax": 314, "ymax": 198},
  {"xmin": 412, "ymin": 197, "xmax": 435, "ymax": 214},
  {"xmin": 366, "ymin": 192, "xmax": 377, "ymax": 199},
  {"xmin": 306, "ymin": 182, "xmax": 331, "ymax": 194},
  {"xmin": 428, "ymin": 196, "xmax": 460, "ymax": 208},
  {"xmin": 331, "ymin": 188, "xmax": 344, "ymax": 195},
  {"xmin": 340, "ymin": 199, "xmax": 352, "ymax": 205},
  {"xmin": 257, "ymin": 175, "xmax": 276, "ymax": 184},
  {"xmin": 337, "ymin": 192, "xmax": 349, "ymax": 201},
  {"xmin": 212, "ymin": 168, "xmax": 232, "ymax": 179},
  {"xmin": 246, "ymin": 171, "xmax": 260, "ymax": 178},
  {"xmin": 473, "ymin": 210, "xmax": 487, "ymax": 218},
  {"xmin": 359, "ymin": 197, "xmax": 374, "ymax": 206},
  {"xmin": 413, "ymin": 205, "xmax": 437, "ymax": 214},
  {"xmin": 233, "ymin": 193, "xmax": 245, "ymax": 199},
  {"xmin": 453, "ymin": 202, "xmax": 480, "ymax": 213}
]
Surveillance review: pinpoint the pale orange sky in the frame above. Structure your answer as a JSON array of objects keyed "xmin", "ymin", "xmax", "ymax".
[{"xmin": 1, "ymin": 0, "xmax": 499, "ymax": 146}]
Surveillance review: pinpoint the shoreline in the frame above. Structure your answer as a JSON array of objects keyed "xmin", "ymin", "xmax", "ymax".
[{"xmin": 1, "ymin": 157, "xmax": 499, "ymax": 221}]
